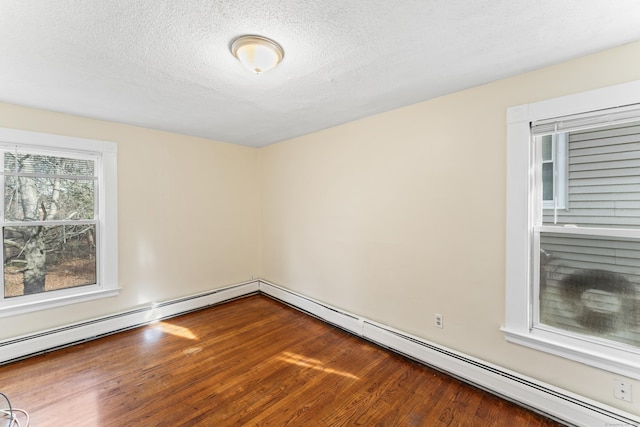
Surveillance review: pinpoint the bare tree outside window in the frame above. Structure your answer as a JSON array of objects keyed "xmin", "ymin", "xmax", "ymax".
[{"xmin": 3, "ymin": 152, "xmax": 97, "ymax": 297}]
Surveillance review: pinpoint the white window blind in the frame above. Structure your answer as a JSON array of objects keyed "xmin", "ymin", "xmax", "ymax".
[{"xmin": 531, "ymin": 104, "xmax": 640, "ymax": 136}]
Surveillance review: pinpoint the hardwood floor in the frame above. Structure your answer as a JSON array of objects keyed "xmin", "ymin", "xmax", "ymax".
[{"xmin": 0, "ymin": 295, "xmax": 566, "ymax": 426}]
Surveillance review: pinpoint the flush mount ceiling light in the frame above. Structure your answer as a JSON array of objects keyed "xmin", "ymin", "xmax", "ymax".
[{"xmin": 230, "ymin": 35, "xmax": 284, "ymax": 75}]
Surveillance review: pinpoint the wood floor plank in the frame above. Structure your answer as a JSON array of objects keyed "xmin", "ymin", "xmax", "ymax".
[{"xmin": 0, "ymin": 295, "xmax": 566, "ymax": 426}]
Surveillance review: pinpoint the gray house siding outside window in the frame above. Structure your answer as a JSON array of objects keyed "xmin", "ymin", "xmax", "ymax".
[{"xmin": 540, "ymin": 121, "xmax": 640, "ymax": 348}]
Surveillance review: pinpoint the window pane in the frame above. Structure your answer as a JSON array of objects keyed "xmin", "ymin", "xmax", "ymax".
[
  {"xmin": 4, "ymin": 176, "xmax": 94, "ymax": 221},
  {"xmin": 4, "ymin": 225, "xmax": 96, "ymax": 298},
  {"xmin": 4, "ymin": 153, "xmax": 94, "ymax": 176},
  {"xmin": 539, "ymin": 232, "xmax": 640, "ymax": 348},
  {"xmin": 541, "ymin": 135, "xmax": 553, "ymax": 161},
  {"xmin": 542, "ymin": 121, "xmax": 640, "ymax": 228},
  {"xmin": 542, "ymin": 162, "xmax": 553, "ymax": 201}
]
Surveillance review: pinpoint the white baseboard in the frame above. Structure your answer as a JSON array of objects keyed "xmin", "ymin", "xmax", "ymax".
[
  {"xmin": 0, "ymin": 280, "xmax": 259, "ymax": 364},
  {"xmin": 258, "ymin": 280, "xmax": 640, "ymax": 427}
]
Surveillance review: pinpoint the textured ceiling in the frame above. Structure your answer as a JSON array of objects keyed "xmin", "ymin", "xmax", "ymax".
[{"xmin": 1, "ymin": 1, "xmax": 640, "ymax": 147}]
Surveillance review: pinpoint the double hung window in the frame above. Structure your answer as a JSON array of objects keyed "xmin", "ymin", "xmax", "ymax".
[
  {"xmin": 0, "ymin": 128, "xmax": 118, "ymax": 317},
  {"xmin": 505, "ymin": 81, "xmax": 640, "ymax": 378}
]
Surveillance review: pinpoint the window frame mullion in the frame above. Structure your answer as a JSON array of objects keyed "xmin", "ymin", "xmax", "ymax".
[{"xmin": 535, "ymin": 225, "xmax": 640, "ymax": 240}]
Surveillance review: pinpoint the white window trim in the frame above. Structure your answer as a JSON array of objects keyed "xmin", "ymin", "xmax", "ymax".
[
  {"xmin": 503, "ymin": 79, "xmax": 640, "ymax": 380},
  {"xmin": 0, "ymin": 128, "xmax": 118, "ymax": 318}
]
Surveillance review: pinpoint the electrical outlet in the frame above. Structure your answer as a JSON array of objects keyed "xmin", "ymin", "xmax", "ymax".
[
  {"xmin": 614, "ymin": 380, "xmax": 632, "ymax": 402},
  {"xmin": 434, "ymin": 313, "xmax": 443, "ymax": 329}
]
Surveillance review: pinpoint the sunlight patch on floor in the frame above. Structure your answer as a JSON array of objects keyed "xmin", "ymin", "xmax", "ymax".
[
  {"xmin": 157, "ymin": 322, "xmax": 198, "ymax": 340},
  {"xmin": 278, "ymin": 352, "xmax": 359, "ymax": 380},
  {"xmin": 183, "ymin": 347, "xmax": 203, "ymax": 356},
  {"xmin": 144, "ymin": 321, "xmax": 198, "ymax": 342}
]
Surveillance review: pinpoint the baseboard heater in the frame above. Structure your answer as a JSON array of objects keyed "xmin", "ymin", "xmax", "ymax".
[
  {"xmin": 0, "ymin": 280, "xmax": 260, "ymax": 364},
  {"xmin": 1, "ymin": 278, "xmax": 638, "ymax": 427}
]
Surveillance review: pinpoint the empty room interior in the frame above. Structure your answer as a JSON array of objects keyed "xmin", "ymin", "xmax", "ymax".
[{"xmin": 1, "ymin": 1, "xmax": 640, "ymax": 426}]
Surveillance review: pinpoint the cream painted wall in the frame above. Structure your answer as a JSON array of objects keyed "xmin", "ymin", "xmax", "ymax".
[
  {"xmin": 260, "ymin": 41, "xmax": 640, "ymax": 414},
  {"xmin": 0, "ymin": 104, "xmax": 261, "ymax": 339}
]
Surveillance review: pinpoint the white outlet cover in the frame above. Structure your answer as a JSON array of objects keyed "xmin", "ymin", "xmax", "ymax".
[
  {"xmin": 434, "ymin": 313, "xmax": 443, "ymax": 328},
  {"xmin": 614, "ymin": 380, "xmax": 632, "ymax": 402}
]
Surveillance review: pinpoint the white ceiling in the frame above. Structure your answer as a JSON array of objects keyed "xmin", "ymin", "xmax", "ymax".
[{"xmin": 1, "ymin": 1, "xmax": 640, "ymax": 147}]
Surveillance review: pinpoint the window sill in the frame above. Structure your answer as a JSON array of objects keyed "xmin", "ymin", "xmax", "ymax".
[
  {"xmin": 0, "ymin": 288, "xmax": 120, "ymax": 319},
  {"xmin": 501, "ymin": 326, "xmax": 640, "ymax": 380}
]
